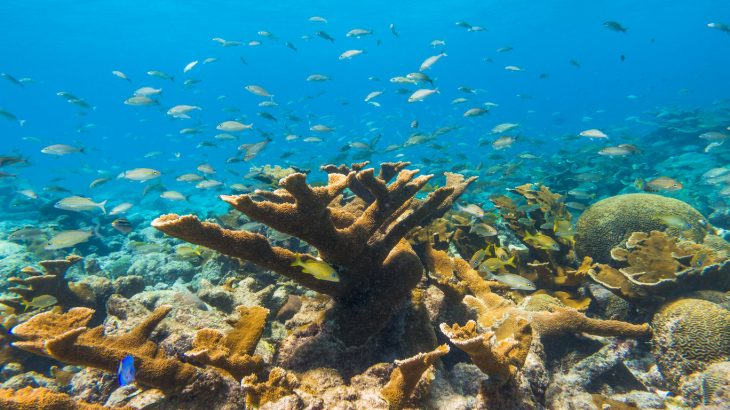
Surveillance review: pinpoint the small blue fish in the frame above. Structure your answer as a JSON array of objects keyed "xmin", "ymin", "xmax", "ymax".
[{"xmin": 117, "ymin": 354, "xmax": 136, "ymax": 386}]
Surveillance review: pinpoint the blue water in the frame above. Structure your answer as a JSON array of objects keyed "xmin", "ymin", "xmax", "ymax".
[{"xmin": 1, "ymin": 0, "xmax": 729, "ymax": 214}]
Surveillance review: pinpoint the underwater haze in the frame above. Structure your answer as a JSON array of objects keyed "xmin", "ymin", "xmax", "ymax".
[{"xmin": 1, "ymin": 1, "xmax": 730, "ymax": 409}]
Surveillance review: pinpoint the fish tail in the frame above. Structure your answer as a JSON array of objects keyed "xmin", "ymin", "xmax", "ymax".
[
  {"xmin": 505, "ymin": 255, "xmax": 516, "ymax": 269},
  {"xmin": 99, "ymin": 200, "xmax": 108, "ymax": 215}
]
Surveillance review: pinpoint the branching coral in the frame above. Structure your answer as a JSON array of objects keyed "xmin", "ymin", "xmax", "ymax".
[
  {"xmin": 241, "ymin": 367, "xmax": 299, "ymax": 408},
  {"xmin": 588, "ymin": 230, "xmax": 730, "ymax": 302},
  {"xmin": 152, "ymin": 162, "xmax": 475, "ymax": 344},
  {"xmin": 0, "ymin": 386, "xmax": 109, "ymax": 410},
  {"xmin": 10, "ymin": 305, "xmax": 202, "ymax": 392},
  {"xmin": 440, "ymin": 319, "xmax": 531, "ymax": 382},
  {"xmin": 380, "ymin": 344, "xmax": 450, "ymax": 410},
  {"xmin": 185, "ymin": 305, "xmax": 268, "ymax": 379},
  {"xmin": 429, "ymin": 248, "xmax": 649, "ymax": 384},
  {"xmin": 0, "ymin": 255, "xmax": 95, "ymax": 313}
]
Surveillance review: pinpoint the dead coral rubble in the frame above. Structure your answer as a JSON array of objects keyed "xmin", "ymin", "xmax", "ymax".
[{"xmin": 152, "ymin": 162, "xmax": 475, "ymax": 344}]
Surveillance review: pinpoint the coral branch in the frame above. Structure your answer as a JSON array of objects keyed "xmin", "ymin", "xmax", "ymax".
[
  {"xmin": 185, "ymin": 306, "xmax": 268, "ymax": 379},
  {"xmin": 381, "ymin": 344, "xmax": 450, "ymax": 410},
  {"xmin": 12, "ymin": 306, "xmax": 202, "ymax": 392}
]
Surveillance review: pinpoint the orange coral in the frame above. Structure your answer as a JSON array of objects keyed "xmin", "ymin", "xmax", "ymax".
[
  {"xmin": 185, "ymin": 306, "xmax": 268, "ymax": 379},
  {"xmin": 11, "ymin": 306, "xmax": 202, "ymax": 392},
  {"xmin": 0, "ymin": 386, "xmax": 109, "ymax": 410},
  {"xmin": 241, "ymin": 367, "xmax": 299, "ymax": 408},
  {"xmin": 380, "ymin": 344, "xmax": 450, "ymax": 410},
  {"xmin": 152, "ymin": 162, "xmax": 475, "ymax": 344}
]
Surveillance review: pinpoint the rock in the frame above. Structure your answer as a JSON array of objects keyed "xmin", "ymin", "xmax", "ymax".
[
  {"xmin": 588, "ymin": 283, "xmax": 631, "ymax": 321},
  {"xmin": 0, "ymin": 362, "xmax": 23, "ymax": 381},
  {"xmin": 0, "ymin": 371, "xmax": 57, "ymax": 390},
  {"xmin": 128, "ymin": 252, "xmax": 196, "ymax": 283},
  {"xmin": 68, "ymin": 368, "xmax": 116, "ymax": 404},
  {"xmin": 113, "ymin": 275, "xmax": 146, "ymax": 298},
  {"xmin": 197, "ymin": 280, "xmax": 234, "ymax": 313}
]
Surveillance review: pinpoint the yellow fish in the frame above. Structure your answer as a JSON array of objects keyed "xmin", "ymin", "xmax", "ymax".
[
  {"xmin": 479, "ymin": 255, "xmax": 516, "ymax": 273},
  {"xmin": 523, "ymin": 231, "xmax": 560, "ymax": 251},
  {"xmin": 22, "ymin": 295, "xmax": 58, "ymax": 311},
  {"xmin": 290, "ymin": 254, "xmax": 340, "ymax": 282}
]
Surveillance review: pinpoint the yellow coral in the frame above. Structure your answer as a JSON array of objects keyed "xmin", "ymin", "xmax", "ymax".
[
  {"xmin": 588, "ymin": 231, "xmax": 730, "ymax": 301},
  {"xmin": 652, "ymin": 297, "xmax": 730, "ymax": 389},
  {"xmin": 0, "ymin": 256, "xmax": 96, "ymax": 313}
]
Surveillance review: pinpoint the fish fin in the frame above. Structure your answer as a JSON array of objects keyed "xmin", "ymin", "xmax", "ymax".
[
  {"xmin": 99, "ymin": 200, "xmax": 108, "ymax": 215},
  {"xmin": 505, "ymin": 255, "xmax": 516, "ymax": 269}
]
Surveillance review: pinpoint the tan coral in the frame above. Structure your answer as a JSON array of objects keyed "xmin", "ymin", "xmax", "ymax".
[
  {"xmin": 651, "ymin": 297, "xmax": 730, "ymax": 389},
  {"xmin": 0, "ymin": 386, "xmax": 109, "ymax": 410},
  {"xmin": 11, "ymin": 305, "xmax": 202, "ymax": 392},
  {"xmin": 588, "ymin": 231, "xmax": 730, "ymax": 301},
  {"xmin": 440, "ymin": 319, "xmax": 531, "ymax": 382},
  {"xmin": 432, "ymin": 247, "xmax": 651, "ymax": 340},
  {"xmin": 575, "ymin": 193, "xmax": 708, "ymax": 263},
  {"xmin": 430, "ymin": 249, "xmax": 649, "ymax": 384},
  {"xmin": 0, "ymin": 255, "xmax": 96, "ymax": 313},
  {"xmin": 241, "ymin": 367, "xmax": 299, "ymax": 408},
  {"xmin": 152, "ymin": 162, "xmax": 475, "ymax": 345},
  {"xmin": 185, "ymin": 305, "xmax": 268, "ymax": 379},
  {"xmin": 380, "ymin": 344, "xmax": 450, "ymax": 410}
]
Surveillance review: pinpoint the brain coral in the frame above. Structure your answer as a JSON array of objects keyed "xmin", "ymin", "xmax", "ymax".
[
  {"xmin": 651, "ymin": 297, "xmax": 730, "ymax": 389},
  {"xmin": 575, "ymin": 193, "xmax": 708, "ymax": 264}
]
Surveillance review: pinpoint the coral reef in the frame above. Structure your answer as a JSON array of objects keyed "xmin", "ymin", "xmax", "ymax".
[
  {"xmin": 544, "ymin": 339, "xmax": 657, "ymax": 409},
  {"xmin": 152, "ymin": 162, "xmax": 475, "ymax": 345},
  {"xmin": 588, "ymin": 231, "xmax": 730, "ymax": 302},
  {"xmin": 440, "ymin": 319, "xmax": 531, "ymax": 382},
  {"xmin": 679, "ymin": 360, "xmax": 730, "ymax": 407},
  {"xmin": 651, "ymin": 296, "xmax": 730, "ymax": 389},
  {"xmin": 490, "ymin": 183, "xmax": 581, "ymax": 288},
  {"xmin": 575, "ymin": 193, "xmax": 709, "ymax": 263}
]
